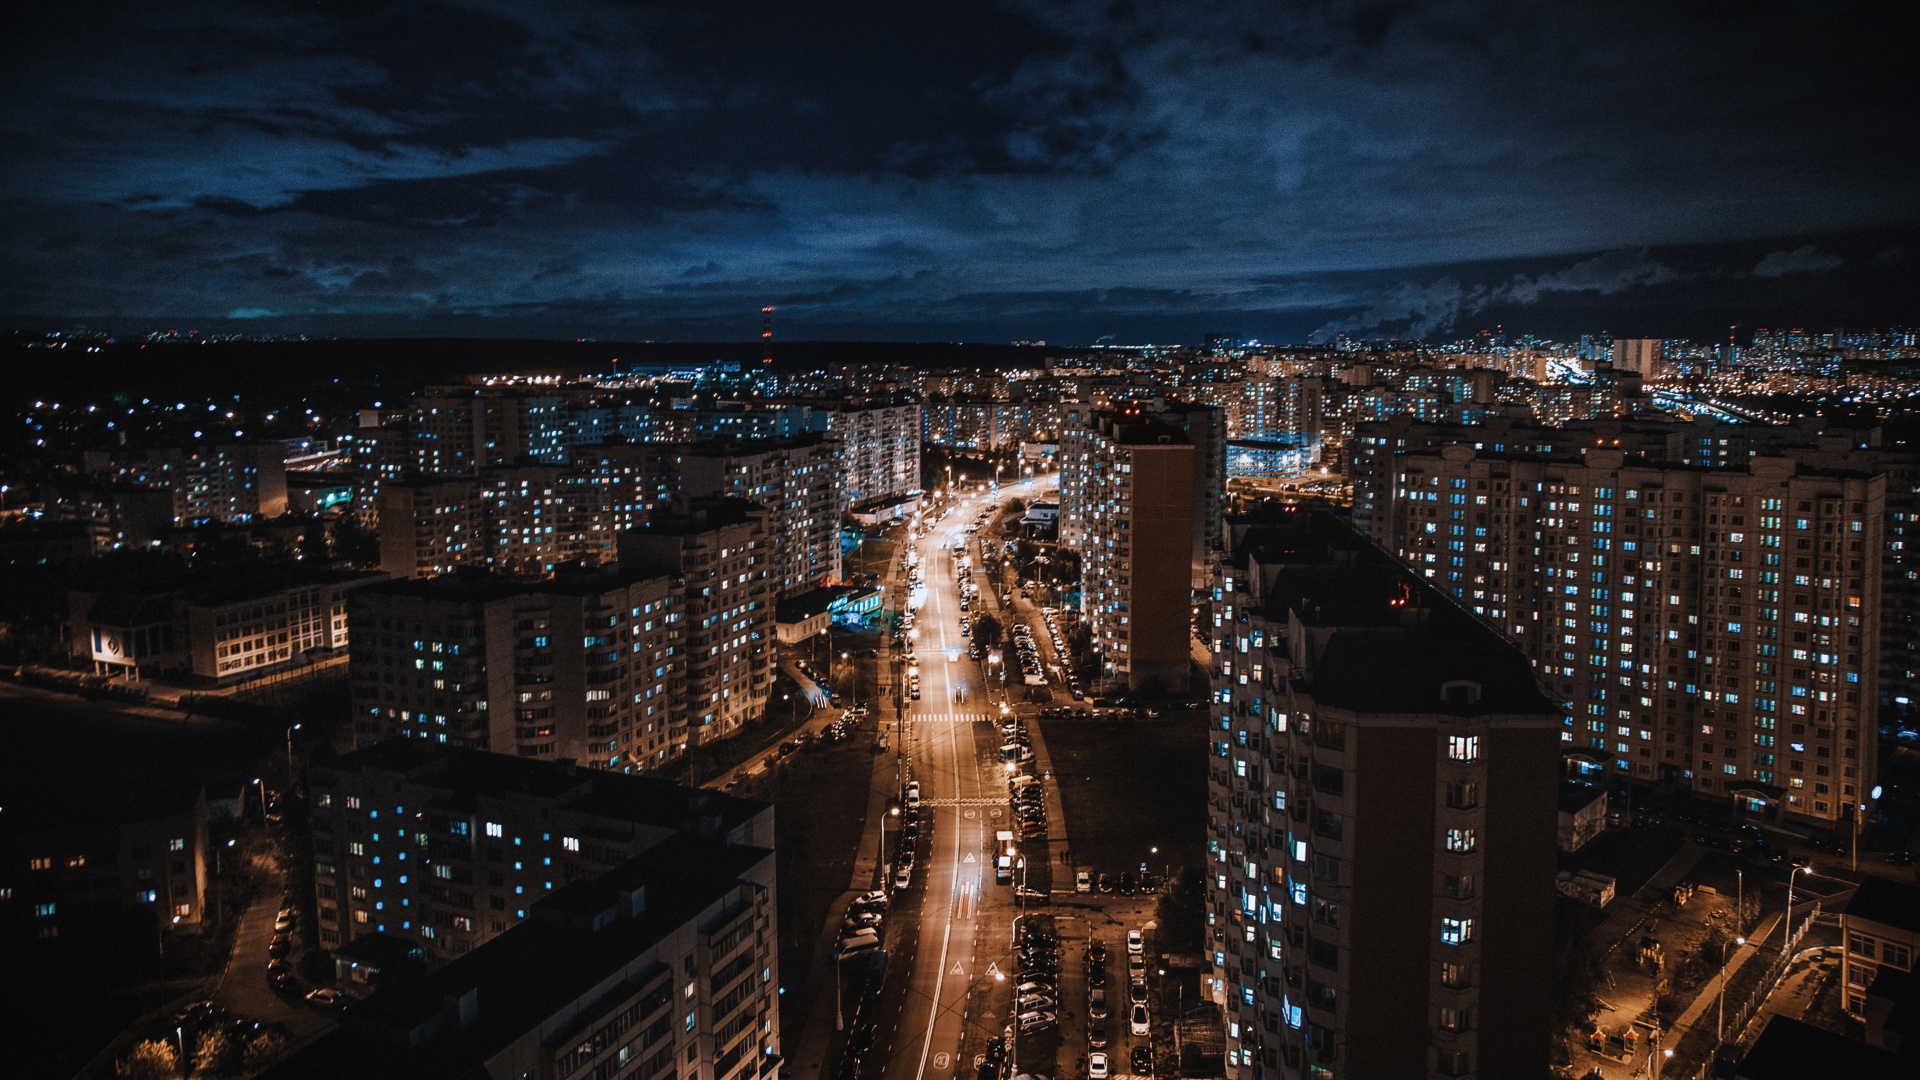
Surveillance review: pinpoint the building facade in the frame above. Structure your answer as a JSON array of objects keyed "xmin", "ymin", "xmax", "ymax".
[
  {"xmin": 1207, "ymin": 511, "xmax": 1559, "ymax": 1080},
  {"xmin": 348, "ymin": 565, "xmax": 691, "ymax": 772},
  {"xmin": 306, "ymin": 740, "xmax": 772, "ymax": 970},
  {"xmin": 1373, "ymin": 446, "xmax": 1883, "ymax": 828},
  {"xmin": 1060, "ymin": 408, "xmax": 1198, "ymax": 692}
]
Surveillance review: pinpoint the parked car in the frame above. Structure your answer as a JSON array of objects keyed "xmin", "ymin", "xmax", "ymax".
[
  {"xmin": 1089, "ymin": 987, "xmax": 1108, "ymax": 1019},
  {"xmin": 1132, "ymin": 1046, "xmax": 1154, "ymax": 1074},
  {"xmin": 1130, "ymin": 1004, "xmax": 1150, "ymax": 1036},
  {"xmin": 1017, "ymin": 1010, "xmax": 1056, "ymax": 1032},
  {"xmin": 895, "ymin": 865, "xmax": 912, "ymax": 889},
  {"xmin": 305, "ymin": 988, "xmax": 344, "ymax": 1008},
  {"xmin": 1127, "ymin": 930, "xmax": 1144, "ymax": 954},
  {"xmin": 1089, "ymin": 1052, "xmax": 1110, "ymax": 1079}
]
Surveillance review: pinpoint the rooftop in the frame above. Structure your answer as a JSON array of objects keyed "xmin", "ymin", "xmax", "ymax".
[
  {"xmin": 315, "ymin": 741, "xmax": 770, "ymax": 839},
  {"xmin": 265, "ymin": 835, "xmax": 770, "ymax": 1079},
  {"xmin": 1845, "ymin": 876, "xmax": 1920, "ymax": 934},
  {"xmin": 1735, "ymin": 1015, "xmax": 1903, "ymax": 1080},
  {"xmin": 1234, "ymin": 510, "xmax": 1558, "ymax": 717}
]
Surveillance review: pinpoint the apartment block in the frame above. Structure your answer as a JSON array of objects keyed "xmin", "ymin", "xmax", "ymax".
[
  {"xmin": 622, "ymin": 500, "xmax": 775, "ymax": 744},
  {"xmin": 1373, "ymin": 446, "xmax": 1883, "ymax": 827},
  {"xmin": 347, "ymin": 564, "xmax": 688, "ymax": 771},
  {"xmin": 377, "ymin": 478, "xmax": 481, "ymax": 579},
  {"xmin": 79, "ymin": 442, "xmax": 287, "ymax": 525},
  {"xmin": 825, "ymin": 400, "xmax": 922, "ymax": 504},
  {"xmin": 1207, "ymin": 510, "xmax": 1559, "ymax": 1080},
  {"xmin": 306, "ymin": 741, "xmax": 773, "ymax": 970},
  {"xmin": 1060, "ymin": 408, "xmax": 1197, "ymax": 693},
  {"xmin": 1, "ymin": 787, "xmax": 210, "ymax": 941},
  {"xmin": 675, "ymin": 439, "xmax": 840, "ymax": 596},
  {"xmin": 476, "ymin": 464, "xmax": 614, "ymax": 576}
]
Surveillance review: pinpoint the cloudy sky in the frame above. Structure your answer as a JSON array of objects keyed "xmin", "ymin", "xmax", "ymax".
[{"xmin": 3, "ymin": 0, "xmax": 1915, "ymax": 343}]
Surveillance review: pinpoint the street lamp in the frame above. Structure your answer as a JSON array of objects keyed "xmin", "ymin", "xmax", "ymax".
[{"xmin": 1783, "ymin": 864, "xmax": 1811, "ymax": 956}]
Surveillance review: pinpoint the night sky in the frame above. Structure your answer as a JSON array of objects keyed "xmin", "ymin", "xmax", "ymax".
[{"xmin": 4, "ymin": 1, "xmax": 1916, "ymax": 344}]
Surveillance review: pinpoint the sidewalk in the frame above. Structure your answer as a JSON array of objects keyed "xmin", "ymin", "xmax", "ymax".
[{"xmin": 784, "ymin": 534, "xmax": 911, "ymax": 1080}]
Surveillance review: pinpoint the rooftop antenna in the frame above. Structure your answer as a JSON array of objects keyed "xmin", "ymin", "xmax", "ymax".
[{"xmin": 762, "ymin": 306, "xmax": 774, "ymax": 365}]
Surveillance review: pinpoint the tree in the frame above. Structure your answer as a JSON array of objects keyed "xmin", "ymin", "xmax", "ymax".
[
  {"xmin": 119, "ymin": 1040, "xmax": 179, "ymax": 1080},
  {"xmin": 973, "ymin": 613, "xmax": 1004, "ymax": 651}
]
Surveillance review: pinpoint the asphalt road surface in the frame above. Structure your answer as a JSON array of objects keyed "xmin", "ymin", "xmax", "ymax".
[{"xmin": 873, "ymin": 479, "xmax": 1045, "ymax": 1080}]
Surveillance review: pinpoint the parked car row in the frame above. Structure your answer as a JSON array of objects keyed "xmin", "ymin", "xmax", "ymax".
[
  {"xmin": 1074, "ymin": 868, "xmax": 1162, "ymax": 895},
  {"xmin": 1012, "ymin": 922, "xmax": 1058, "ymax": 1032},
  {"xmin": 1037, "ymin": 607, "xmax": 1082, "ymax": 698}
]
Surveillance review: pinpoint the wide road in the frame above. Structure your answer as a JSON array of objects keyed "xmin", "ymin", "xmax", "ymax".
[{"xmin": 880, "ymin": 477, "xmax": 1049, "ymax": 1080}]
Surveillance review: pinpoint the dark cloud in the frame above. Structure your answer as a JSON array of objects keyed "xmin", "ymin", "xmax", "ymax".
[
  {"xmin": 1, "ymin": 1, "xmax": 1915, "ymax": 340},
  {"xmin": 1751, "ymin": 245, "xmax": 1843, "ymax": 278}
]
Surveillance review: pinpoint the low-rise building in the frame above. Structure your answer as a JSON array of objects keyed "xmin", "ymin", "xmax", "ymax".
[
  {"xmin": 0, "ymin": 786, "xmax": 210, "ymax": 941},
  {"xmin": 1842, "ymin": 877, "xmax": 1920, "ymax": 1019},
  {"xmin": 68, "ymin": 566, "xmax": 385, "ymax": 683}
]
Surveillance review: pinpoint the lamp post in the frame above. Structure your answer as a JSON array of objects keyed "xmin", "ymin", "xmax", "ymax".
[
  {"xmin": 286, "ymin": 722, "xmax": 302, "ymax": 786},
  {"xmin": 1784, "ymin": 864, "xmax": 1811, "ymax": 957}
]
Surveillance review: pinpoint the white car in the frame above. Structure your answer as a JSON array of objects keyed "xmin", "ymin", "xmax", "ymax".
[
  {"xmin": 1130, "ymin": 1004, "xmax": 1150, "ymax": 1036},
  {"xmin": 1127, "ymin": 930, "xmax": 1144, "ymax": 954},
  {"xmin": 894, "ymin": 865, "xmax": 912, "ymax": 890},
  {"xmin": 1088, "ymin": 1052, "xmax": 1109, "ymax": 1079},
  {"xmin": 905, "ymin": 781, "xmax": 921, "ymax": 808}
]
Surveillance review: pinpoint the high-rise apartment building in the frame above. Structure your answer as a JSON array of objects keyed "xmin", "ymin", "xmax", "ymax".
[
  {"xmin": 1060, "ymin": 408, "xmax": 1197, "ymax": 692},
  {"xmin": 377, "ymin": 478, "xmax": 480, "ymax": 579},
  {"xmin": 1374, "ymin": 446, "xmax": 1883, "ymax": 827},
  {"xmin": 1208, "ymin": 511, "xmax": 1559, "ymax": 1080},
  {"xmin": 621, "ymin": 500, "xmax": 775, "ymax": 744},
  {"xmin": 1610, "ymin": 337, "xmax": 1668, "ymax": 378},
  {"xmin": 306, "ymin": 741, "xmax": 773, "ymax": 973},
  {"xmin": 675, "ymin": 439, "xmax": 840, "ymax": 596},
  {"xmin": 348, "ymin": 564, "xmax": 689, "ymax": 770}
]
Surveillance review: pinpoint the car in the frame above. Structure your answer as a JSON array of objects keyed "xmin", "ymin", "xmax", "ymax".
[
  {"xmin": 1089, "ymin": 1024, "xmax": 1110, "ymax": 1049},
  {"xmin": 1088, "ymin": 1052, "xmax": 1110, "ymax": 1079},
  {"xmin": 1098, "ymin": 874, "xmax": 1115, "ymax": 893},
  {"xmin": 274, "ymin": 913, "xmax": 294, "ymax": 933},
  {"xmin": 1129, "ymin": 979, "xmax": 1148, "ymax": 1004},
  {"xmin": 1131, "ymin": 1004, "xmax": 1150, "ymax": 1035},
  {"xmin": 1887, "ymin": 851, "xmax": 1915, "ymax": 866},
  {"xmin": 1017, "ymin": 1011, "xmax": 1056, "ymax": 1032},
  {"xmin": 1129, "ymin": 955, "xmax": 1146, "ymax": 979},
  {"xmin": 1016, "ymin": 981, "xmax": 1055, "ymax": 996},
  {"xmin": 268, "ymin": 937, "xmax": 291, "ymax": 959},
  {"xmin": 1089, "ymin": 987, "xmax": 1108, "ymax": 1019},
  {"xmin": 1119, "ymin": 871, "xmax": 1138, "ymax": 894},
  {"xmin": 906, "ymin": 781, "xmax": 921, "ymax": 808},
  {"xmin": 1127, "ymin": 930, "xmax": 1144, "ymax": 954},
  {"xmin": 985, "ymin": 1036, "xmax": 1006, "ymax": 1064},
  {"xmin": 305, "ymin": 988, "xmax": 344, "ymax": 1008},
  {"xmin": 1132, "ymin": 1046, "xmax": 1154, "ymax": 1074},
  {"xmin": 1088, "ymin": 939, "xmax": 1107, "ymax": 963},
  {"xmin": 895, "ymin": 865, "xmax": 912, "ymax": 889},
  {"xmin": 1086, "ymin": 966, "xmax": 1108, "ymax": 988}
]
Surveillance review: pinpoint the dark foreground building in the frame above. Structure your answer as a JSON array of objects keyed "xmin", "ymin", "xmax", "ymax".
[
  {"xmin": 284, "ymin": 741, "xmax": 778, "ymax": 1080},
  {"xmin": 1208, "ymin": 510, "xmax": 1560, "ymax": 1080}
]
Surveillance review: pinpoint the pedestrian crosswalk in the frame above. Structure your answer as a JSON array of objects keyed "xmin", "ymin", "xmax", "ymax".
[
  {"xmin": 908, "ymin": 712, "xmax": 1000, "ymax": 724},
  {"xmin": 917, "ymin": 797, "xmax": 1005, "ymax": 806}
]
